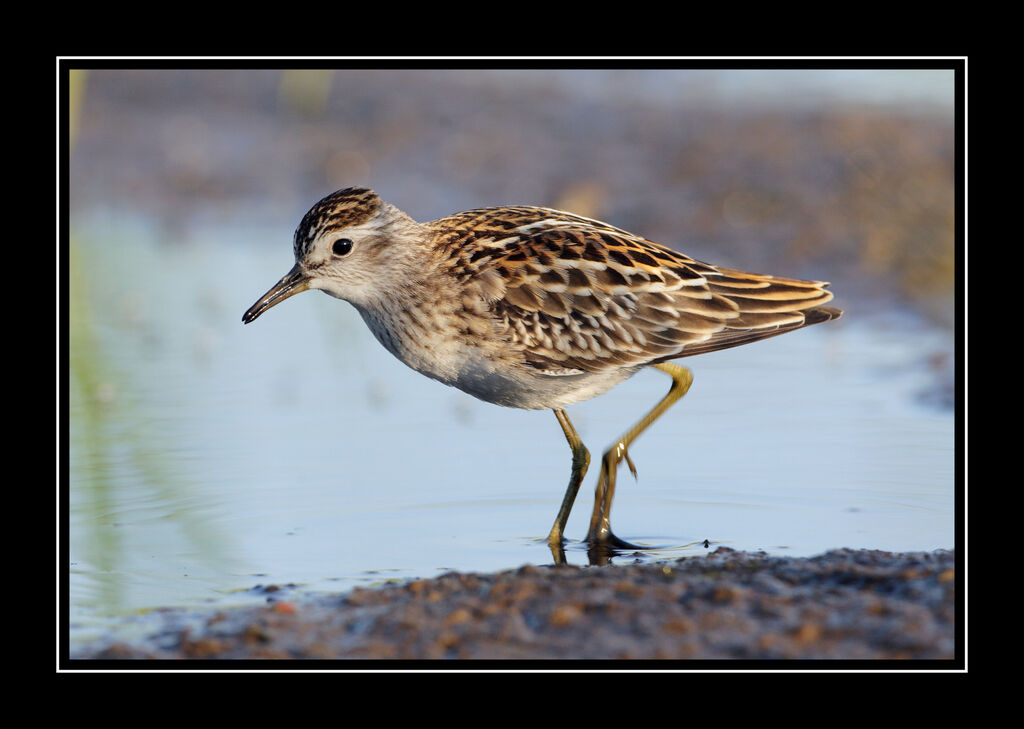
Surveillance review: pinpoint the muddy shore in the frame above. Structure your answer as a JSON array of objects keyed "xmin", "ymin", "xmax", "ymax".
[{"xmin": 70, "ymin": 547, "xmax": 957, "ymax": 663}]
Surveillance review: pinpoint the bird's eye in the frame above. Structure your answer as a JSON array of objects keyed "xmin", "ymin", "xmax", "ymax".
[{"xmin": 332, "ymin": 238, "xmax": 354, "ymax": 256}]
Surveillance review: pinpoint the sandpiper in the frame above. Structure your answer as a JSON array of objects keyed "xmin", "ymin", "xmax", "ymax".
[{"xmin": 243, "ymin": 187, "xmax": 841, "ymax": 555}]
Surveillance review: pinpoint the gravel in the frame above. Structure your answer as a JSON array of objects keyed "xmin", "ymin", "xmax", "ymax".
[{"xmin": 71, "ymin": 547, "xmax": 957, "ymax": 663}]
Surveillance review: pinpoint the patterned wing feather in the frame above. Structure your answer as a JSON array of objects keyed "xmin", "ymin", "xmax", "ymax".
[{"xmin": 438, "ymin": 207, "xmax": 839, "ymax": 375}]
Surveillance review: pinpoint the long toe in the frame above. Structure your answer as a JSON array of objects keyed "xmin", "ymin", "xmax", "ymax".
[{"xmin": 587, "ymin": 524, "xmax": 644, "ymax": 551}]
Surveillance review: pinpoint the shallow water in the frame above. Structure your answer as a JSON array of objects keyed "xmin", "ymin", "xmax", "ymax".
[{"xmin": 65, "ymin": 211, "xmax": 956, "ymax": 648}]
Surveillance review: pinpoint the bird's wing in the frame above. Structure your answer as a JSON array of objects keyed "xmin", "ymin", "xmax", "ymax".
[{"xmin": 439, "ymin": 207, "xmax": 838, "ymax": 374}]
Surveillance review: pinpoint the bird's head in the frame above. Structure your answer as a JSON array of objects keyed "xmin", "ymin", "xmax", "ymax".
[{"xmin": 242, "ymin": 187, "xmax": 419, "ymax": 324}]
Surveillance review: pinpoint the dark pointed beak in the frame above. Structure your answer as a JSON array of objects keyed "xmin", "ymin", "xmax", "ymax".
[{"xmin": 242, "ymin": 264, "xmax": 311, "ymax": 324}]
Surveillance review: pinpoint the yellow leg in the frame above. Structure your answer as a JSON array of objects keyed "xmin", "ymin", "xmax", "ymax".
[
  {"xmin": 547, "ymin": 408, "xmax": 591, "ymax": 549},
  {"xmin": 587, "ymin": 362, "xmax": 694, "ymax": 546}
]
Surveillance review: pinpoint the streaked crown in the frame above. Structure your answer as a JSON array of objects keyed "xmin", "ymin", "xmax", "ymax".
[{"xmin": 293, "ymin": 187, "xmax": 382, "ymax": 260}]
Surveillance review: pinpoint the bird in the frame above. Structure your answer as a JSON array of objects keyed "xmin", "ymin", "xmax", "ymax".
[{"xmin": 243, "ymin": 186, "xmax": 841, "ymax": 556}]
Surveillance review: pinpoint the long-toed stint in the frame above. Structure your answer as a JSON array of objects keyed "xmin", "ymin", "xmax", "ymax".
[{"xmin": 243, "ymin": 187, "xmax": 841, "ymax": 558}]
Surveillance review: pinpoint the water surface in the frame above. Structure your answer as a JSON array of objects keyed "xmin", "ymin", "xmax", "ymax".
[{"xmin": 66, "ymin": 212, "xmax": 956, "ymax": 647}]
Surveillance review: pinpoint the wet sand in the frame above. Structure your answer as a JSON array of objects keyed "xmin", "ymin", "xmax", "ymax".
[{"xmin": 72, "ymin": 547, "xmax": 956, "ymax": 662}]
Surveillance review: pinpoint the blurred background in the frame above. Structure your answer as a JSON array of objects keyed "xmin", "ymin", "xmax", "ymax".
[{"xmin": 65, "ymin": 67, "xmax": 958, "ymax": 648}]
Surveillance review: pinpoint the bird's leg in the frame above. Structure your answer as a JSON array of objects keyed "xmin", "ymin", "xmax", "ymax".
[
  {"xmin": 587, "ymin": 362, "xmax": 694, "ymax": 548},
  {"xmin": 547, "ymin": 408, "xmax": 591, "ymax": 557}
]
